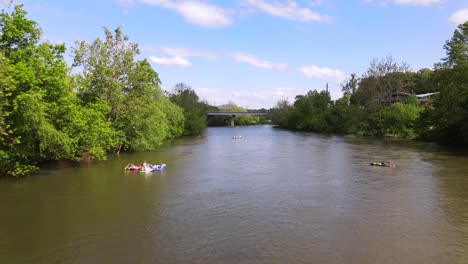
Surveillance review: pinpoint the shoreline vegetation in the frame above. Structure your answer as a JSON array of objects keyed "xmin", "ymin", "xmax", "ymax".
[{"xmin": 0, "ymin": 4, "xmax": 467, "ymax": 177}]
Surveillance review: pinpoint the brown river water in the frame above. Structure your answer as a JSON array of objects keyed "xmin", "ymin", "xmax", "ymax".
[{"xmin": 1, "ymin": 125, "xmax": 467, "ymax": 264}]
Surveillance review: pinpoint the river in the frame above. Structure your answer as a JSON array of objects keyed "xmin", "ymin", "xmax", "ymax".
[{"xmin": 1, "ymin": 125, "xmax": 467, "ymax": 264}]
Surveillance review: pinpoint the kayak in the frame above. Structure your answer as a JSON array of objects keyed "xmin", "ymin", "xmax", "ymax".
[{"xmin": 370, "ymin": 162, "xmax": 395, "ymax": 167}]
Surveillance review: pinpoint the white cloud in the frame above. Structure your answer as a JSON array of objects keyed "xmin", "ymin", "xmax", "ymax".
[
  {"xmin": 149, "ymin": 55, "xmax": 192, "ymax": 67},
  {"xmin": 310, "ymin": 0, "xmax": 326, "ymax": 7},
  {"xmin": 244, "ymin": 0, "xmax": 330, "ymax": 22},
  {"xmin": 196, "ymin": 86, "xmax": 314, "ymax": 109},
  {"xmin": 366, "ymin": 0, "xmax": 443, "ymax": 6},
  {"xmin": 298, "ymin": 65, "xmax": 346, "ymax": 80},
  {"xmin": 141, "ymin": 45, "xmax": 219, "ymax": 59},
  {"xmin": 175, "ymin": 1, "xmax": 232, "ymax": 27},
  {"xmin": 232, "ymin": 52, "xmax": 288, "ymax": 70},
  {"xmin": 0, "ymin": 0, "xmax": 12, "ymax": 5},
  {"xmin": 160, "ymin": 46, "xmax": 219, "ymax": 59},
  {"xmin": 144, "ymin": 47, "xmax": 288, "ymax": 70},
  {"xmin": 122, "ymin": 0, "xmax": 232, "ymax": 27},
  {"xmin": 394, "ymin": 0, "xmax": 442, "ymax": 5},
  {"xmin": 449, "ymin": 8, "xmax": 468, "ymax": 25}
]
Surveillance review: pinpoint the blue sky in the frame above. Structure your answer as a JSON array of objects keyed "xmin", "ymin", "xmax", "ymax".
[{"xmin": 3, "ymin": 0, "xmax": 468, "ymax": 108}]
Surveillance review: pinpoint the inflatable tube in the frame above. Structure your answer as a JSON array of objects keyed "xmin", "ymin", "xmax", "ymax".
[
  {"xmin": 152, "ymin": 164, "xmax": 167, "ymax": 171},
  {"xmin": 370, "ymin": 162, "xmax": 395, "ymax": 167},
  {"xmin": 138, "ymin": 164, "xmax": 167, "ymax": 172}
]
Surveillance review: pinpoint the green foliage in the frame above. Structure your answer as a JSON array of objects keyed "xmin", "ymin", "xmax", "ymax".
[
  {"xmin": 236, "ymin": 115, "xmax": 261, "ymax": 126},
  {"xmin": 416, "ymin": 64, "xmax": 468, "ymax": 145},
  {"xmin": 416, "ymin": 22, "xmax": 468, "ymax": 146},
  {"xmin": 271, "ymin": 99, "xmax": 294, "ymax": 128},
  {"xmin": 0, "ymin": 54, "xmax": 14, "ymax": 174},
  {"xmin": 325, "ymin": 104, "xmax": 367, "ymax": 134},
  {"xmin": 341, "ymin": 73, "xmax": 358, "ymax": 95},
  {"xmin": 9, "ymin": 162, "xmax": 38, "ymax": 177},
  {"xmin": 368, "ymin": 103, "xmax": 422, "ymax": 138},
  {"xmin": 440, "ymin": 21, "xmax": 468, "ymax": 68},
  {"xmin": 72, "ymin": 28, "xmax": 184, "ymax": 152},
  {"xmin": 272, "ymin": 89, "xmax": 422, "ymax": 138},
  {"xmin": 72, "ymin": 27, "xmax": 139, "ymax": 122},
  {"xmin": 0, "ymin": 4, "xmax": 41, "ymax": 59},
  {"xmin": 158, "ymin": 98, "xmax": 185, "ymax": 138},
  {"xmin": 414, "ymin": 68, "xmax": 436, "ymax": 94},
  {"xmin": 351, "ymin": 57, "xmax": 415, "ymax": 108},
  {"xmin": 0, "ymin": 5, "xmax": 78, "ymax": 175},
  {"xmin": 64, "ymin": 101, "xmax": 121, "ymax": 159},
  {"xmin": 168, "ymin": 83, "xmax": 207, "ymax": 135},
  {"xmin": 289, "ymin": 90, "xmax": 331, "ymax": 131}
]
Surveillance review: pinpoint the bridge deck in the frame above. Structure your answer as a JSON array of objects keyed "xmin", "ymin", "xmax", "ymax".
[{"xmin": 207, "ymin": 112, "xmax": 270, "ymax": 116}]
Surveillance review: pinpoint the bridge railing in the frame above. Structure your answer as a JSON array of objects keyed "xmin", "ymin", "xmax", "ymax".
[
  {"xmin": 206, "ymin": 111, "xmax": 271, "ymax": 116},
  {"xmin": 207, "ymin": 111, "xmax": 272, "ymax": 116}
]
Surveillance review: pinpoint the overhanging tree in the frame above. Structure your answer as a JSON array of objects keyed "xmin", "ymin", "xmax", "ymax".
[
  {"xmin": 72, "ymin": 27, "xmax": 184, "ymax": 152},
  {"xmin": 417, "ymin": 21, "xmax": 468, "ymax": 146},
  {"xmin": 0, "ymin": 5, "xmax": 78, "ymax": 175}
]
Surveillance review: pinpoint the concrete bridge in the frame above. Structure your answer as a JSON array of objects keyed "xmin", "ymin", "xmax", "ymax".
[{"xmin": 207, "ymin": 111, "xmax": 271, "ymax": 127}]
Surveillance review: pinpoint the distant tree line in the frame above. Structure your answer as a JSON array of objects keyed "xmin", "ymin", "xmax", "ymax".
[
  {"xmin": 207, "ymin": 101, "xmax": 270, "ymax": 126},
  {"xmin": 271, "ymin": 21, "xmax": 468, "ymax": 147}
]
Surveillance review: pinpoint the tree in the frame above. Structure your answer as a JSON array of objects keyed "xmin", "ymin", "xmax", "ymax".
[
  {"xmin": 325, "ymin": 103, "xmax": 367, "ymax": 134},
  {"xmin": 0, "ymin": 54, "xmax": 14, "ymax": 174},
  {"xmin": 0, "ymin": 4, "xmax": 41, "ymax": 59},
  {"xmin": 0, "ymin": 5, "xmax": 79, "ymax": 175},
  {"xmin": 168, "ymin": 83, "xmax": 207, "ymax": 136},
  {"xmin": 440, "ymin": 21, "xmax": 468, "ymax": 68},
  {"xmin": 416, "ymin": 22, "xmax": 468, "ymax": 146},
  {"xmin": 352, "ymin": 56, "xmax": 415, "ymax": 108},
  {"xmin": 271, "ymin": 99, "xmax": 293, "ymax": 128},
  {"xmin": 290, "ymin": 90, "xmax": 331, "ymax": 131},
  {"xmin": 341, "ymin": 73, "xmax": 358, "ymax": 95},
  {"xmin": 72, "ymin": 27, "xmax": 139, "ymax": 122},
  {"xmin": 72, "ymin": 27, "xmax": 183, "ymax": 152},
  {"xmin": 368, "ymin": 103, "xmax": 422, "ymax": 138},
  {"xmin": 414, "ymin": 68, "xmax": 436, "ymax": 94}
]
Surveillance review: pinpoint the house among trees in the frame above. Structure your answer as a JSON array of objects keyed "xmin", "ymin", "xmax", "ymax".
[
  {"xmin": 373, "ymin": 92, "xmax": 439, "ymax": 107},
  {"xmin": 372, "ymin": 92, "xmax": 413, "ymax": 106},
  {"xmin": 416, "ymin": 92, "xmax": 440, "ymax": 107}
]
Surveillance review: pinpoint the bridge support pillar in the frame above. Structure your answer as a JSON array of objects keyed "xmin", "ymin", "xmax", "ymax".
[{"xmin": 230, "ymin": 115, "xmax": 235, "ymax": 127}]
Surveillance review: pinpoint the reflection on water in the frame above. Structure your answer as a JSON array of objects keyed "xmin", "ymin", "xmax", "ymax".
[{"xmin": 1, "ymin": 125, "xmax": 467, "ymax": 264}]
